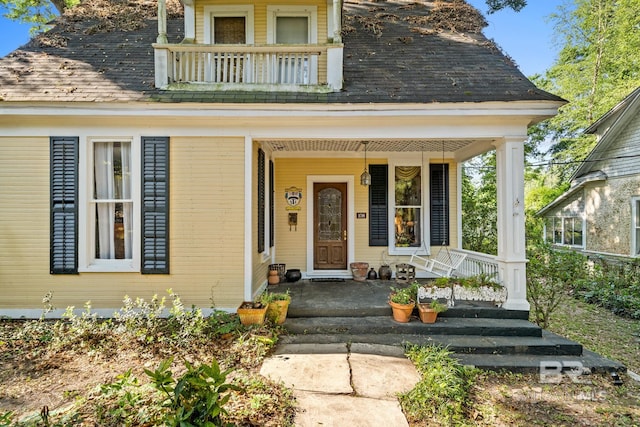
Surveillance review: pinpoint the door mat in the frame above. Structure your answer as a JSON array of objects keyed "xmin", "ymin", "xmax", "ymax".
[{"xmin": 310, "ymin": 278, "xmax": 346, "ymax": 282}]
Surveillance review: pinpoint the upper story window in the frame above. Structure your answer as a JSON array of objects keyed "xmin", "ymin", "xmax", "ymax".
[
  {"xmin": 204, "ymin": 6, "xmax": 255, "ymax": 45},
  {"xmin": 214, "ymin": 17, "xmax": 246, "ymax": 44}
]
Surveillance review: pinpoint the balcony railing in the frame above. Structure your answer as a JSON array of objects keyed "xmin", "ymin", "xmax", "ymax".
[
  {"xmin": 455, "ymin": 249, "xmax": 501, "ymax": 284},
  {"xmin": 153, "ymin": 43, "xmax": 343, "ymax": 92}
]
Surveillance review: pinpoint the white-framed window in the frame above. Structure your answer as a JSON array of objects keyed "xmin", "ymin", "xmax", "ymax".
[
  {"xmin": 390, "ymin": 163, "xmax": 424, "ymax": 255},
  {"xmin": 544, "ymin": 216, "xmax": 584, "ymax": 247},
  {"xmin": 204, "ymin": 6, "xmax": 255, "ymax": 45},
  {"xmin": 632, "ymin": 197, "xmax": 640, "ymax": 256},
  {"xmin": 79, "ymin": 137, "xmax": 141, "ymax": 272},
  {"xmin": 267, "ymin": 5, "xmax": 318, "ymax": 85}
]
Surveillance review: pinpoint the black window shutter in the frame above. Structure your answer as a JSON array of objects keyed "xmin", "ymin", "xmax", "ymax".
[
  {"xmin": 141, "ymin": 137, "xmax": 170, "ymax": 274},
  {"xmin": 269, "ymin": 159, "xmax": 274, "ymax": 248},
  {"xmin": 50, "ymin": 137, "xmax": 79, "ymax": 274},
  {"xmin": 257, "ymin": 149, "xmax": 265, "ymax": 253},
  {"xmin": 430, "ymin": 164, "xmax": 449, "ymax": 246},
  {"xmin": 369, "ymin": 164, "xmax": 388, "ymax": 246}
]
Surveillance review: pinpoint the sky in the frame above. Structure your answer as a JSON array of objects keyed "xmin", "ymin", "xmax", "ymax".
[{"xmin": 0, "ymin": 1, "xmax": 565, "ymax": 77}]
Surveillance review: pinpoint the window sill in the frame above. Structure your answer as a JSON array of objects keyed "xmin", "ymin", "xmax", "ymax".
[{"xmin": 79, "ymin": 262, "xmax": 139, "ymax": 273}]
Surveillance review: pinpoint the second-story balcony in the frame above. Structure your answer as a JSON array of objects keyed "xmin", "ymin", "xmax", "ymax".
[{"xmin": 154, "ymin": 43, "xmax": 343, "ymax": 92}]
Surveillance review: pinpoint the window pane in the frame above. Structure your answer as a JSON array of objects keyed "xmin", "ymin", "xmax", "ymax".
[
  {"xmin": 214, "ymin": 17, "xmax": 246, "ymax": 44},
  {"xmin": 395, "ymin": 207, "xmax": 421, "ymax": 247},
  {"xmin": 545, "ymin": 218, "xmax": 554, "ymax": 242},
  {"xmin": 95, "ymin": 202, "xmax": 132, "ymax": 259},
  {"xmin": 395, "ymin": 166, "xmax": 421, "ymax": 206},
  {"xmin": 563, "ymin": 218, "xmax": 572, "ymax": 245},
  {"xmin": 554, "ymin": 218, "xmax": 562, "ymax": 244},
  {"xmin": 276, "ymin": 17, "xmax": 308, "ymax": 43},
  {"xmin": 318, "ymin": 188, "xmax": 342, "ymax": 241},
  {"xmin": 93, "ymin": 141, "xmax": 132, "ymax": 260}
]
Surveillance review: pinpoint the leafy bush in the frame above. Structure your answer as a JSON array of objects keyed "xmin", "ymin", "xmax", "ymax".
[
  {"xmin": 572, "ymin": 257, "xmax": 640, "ymax": 320},
  {"xmin": 526, "ymin": 243, "xmax": 588, "ymax": 328},
  {"xmin": 145, "ymin": 357, "xmax": 242, "ymax": 426},
  {"xmin": 400, "ymin": 345, "xmax": 477, "ymax": 425}
]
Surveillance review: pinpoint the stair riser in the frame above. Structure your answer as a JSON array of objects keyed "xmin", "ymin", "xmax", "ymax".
[
  {"xmin": 278, "ymin": 335, "xmax": 582, "ymax": 356},
  {"xmin": 284, "ymin": 324, "xmax": 542, "ymax": 337},
  {"xmin": 287, "ymin": 308, "xmax": 530, "ymax": 320}
]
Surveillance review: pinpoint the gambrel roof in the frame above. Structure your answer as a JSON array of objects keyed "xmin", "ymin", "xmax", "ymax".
[{"xmin": 0, "ymin": 0, "xmax": 564, "ymax": 104}]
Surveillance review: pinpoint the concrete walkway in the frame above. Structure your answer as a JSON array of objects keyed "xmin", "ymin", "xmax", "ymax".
[{"xmin": 260, "ymin": 343, "xmax": 421, "ymax": 427}]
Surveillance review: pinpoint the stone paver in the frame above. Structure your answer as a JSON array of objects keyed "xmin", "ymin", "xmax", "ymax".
[
  {"xmin": 293, "ymin": 391, "xmax": 409, "ymax": 427},
  {"xmin": 260, "ymin": 344, "xmax": 420, "ymax": 426},
  {"xmin": 350, "ymin": 352, "xmax": 421, "ymax": 400},
  {"xmin": 260, "ymin": 353, "xmax": 352, "ymax": 394}
]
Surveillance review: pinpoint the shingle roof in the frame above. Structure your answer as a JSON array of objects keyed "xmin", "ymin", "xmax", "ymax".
[{"xmin": 0, "ymin": 0, "xmax": 564, "ymax": 104}]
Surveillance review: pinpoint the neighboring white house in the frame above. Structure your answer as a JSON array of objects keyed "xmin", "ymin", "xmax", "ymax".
[{"xmin": 539, "ymin": 87, "xmax": 640, "ymax": 258}]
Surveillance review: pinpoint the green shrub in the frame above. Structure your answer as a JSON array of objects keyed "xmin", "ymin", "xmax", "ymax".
[
  {"xmin": 145, "ymin": 357, "xmax": 242, "ymax": 427},
  {"xmin": 573, "ymin": 257, "xmax": 640, "ymax": 319},
  {"xmin": 526, "ymin": 243, "xmax": 588, "ymax": 328},
  {"xmin": 400, "ymin": 345, "xmax": 477, "ymax": 425}
]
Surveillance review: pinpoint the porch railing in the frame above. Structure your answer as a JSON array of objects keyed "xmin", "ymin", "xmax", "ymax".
[
  {"xmin": 455, "ymin": 249, "xmax": 501, "ymax": 283},
  {"xmin": 153, "ymin": 43, "xmax": 344, "ymax": 91}
]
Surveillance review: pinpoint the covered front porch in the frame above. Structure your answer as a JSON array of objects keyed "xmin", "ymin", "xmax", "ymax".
[{"xmin": 257, "ymin": 133, "xmax": 530, "ymax": 311}]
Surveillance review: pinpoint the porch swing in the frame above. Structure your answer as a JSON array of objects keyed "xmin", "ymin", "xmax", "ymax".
[{"xmin": 407, "ymin": 142, "xmax": 466, "ymax": 277}]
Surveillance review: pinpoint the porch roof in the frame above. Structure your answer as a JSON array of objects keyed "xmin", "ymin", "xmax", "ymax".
[{"xmin": 0, "ymin": 0, "xmax": 564, "ymax": 106}]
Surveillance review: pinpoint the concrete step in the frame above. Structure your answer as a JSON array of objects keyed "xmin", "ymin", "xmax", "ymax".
[
  {"xmin": 283, "ymin": 316, "xmax": 543, "ymax": 337},
  {"xmin": 287, "ymin": 304, "xmax": 529, "ymax": 320},
  {"xmin": 453, "ymin": 349, "xmax": 626, "ymax": 374},
  {"xmin": 278, "ymin": 330, "xmax": 583, "ymax": 356}
]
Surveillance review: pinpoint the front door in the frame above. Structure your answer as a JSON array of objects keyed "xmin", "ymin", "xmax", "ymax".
[{"xmin": 314, "ymin": 183, "xmax": 347, "ymax": 269}]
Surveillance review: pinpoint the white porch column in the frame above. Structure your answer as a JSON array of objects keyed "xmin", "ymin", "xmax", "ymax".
[
  {"xmin": 157, "ymin": 0, "xmax": 168, "ymax": 44},
  {"xmin": 494, "ymin": 136, "xmax": 529, "ymax": 311},
  {"xmin": 333, "ymin": 0, "xmax": 342, "ymax": 43}
]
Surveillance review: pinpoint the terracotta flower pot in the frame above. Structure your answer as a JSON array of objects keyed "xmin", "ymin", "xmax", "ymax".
[
  {"xmin": 350, "ymin": 262, "xmax": 369, "ymax": 282},
  {"xmin": 418, "ymin": 304, "xmax": 438, "ymax": 323},
  {"xmin": 389, "ymin": 300, "xmax": 414, "ymax": 323}
]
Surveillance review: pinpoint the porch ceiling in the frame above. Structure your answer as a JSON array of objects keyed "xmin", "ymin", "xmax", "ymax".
[{"xmin": 261, "ymin": 138, "xmax": 484, "ymax": 153}]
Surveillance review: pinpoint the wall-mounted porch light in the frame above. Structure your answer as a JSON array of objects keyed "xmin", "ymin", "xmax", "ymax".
[{"xmin": 360, "ymin": 141, "xmax": 371, "ymax": 186}]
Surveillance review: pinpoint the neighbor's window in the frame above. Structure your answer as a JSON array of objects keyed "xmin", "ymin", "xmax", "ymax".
[
  {"xmin": 93, "ymin": 141, "xmax": 133, "ymax": 260},
  {"xmin": 394, "ymin": 166, "xmax": 422, "ymax": 249},
  {"xmin": 633, "ymin": 198, "xmax": 640, "ymax": 256},
  {"xmin": 545, "ymin": 216, "xmax": 583, "ymax": 247}
]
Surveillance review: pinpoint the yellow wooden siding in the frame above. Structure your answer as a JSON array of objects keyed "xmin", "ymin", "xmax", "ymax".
[
  {"xmin": 273, "ymin": 158, "xmax": 459, "ymax": 270},
  {"xmin": 195, "ymin": 0, "xmax": 328, "ymax": 83},
  {"xmin": 0, "ymin": 136, "xmax": 246, "ymax": 310}
]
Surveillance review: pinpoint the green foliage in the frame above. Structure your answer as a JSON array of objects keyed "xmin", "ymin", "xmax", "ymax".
[
  {"xmin": 95, "ymin": 370, "xmax": 158, "ymax": 426},
  {"xmin": 0, "ymin": 411, "xmax": 13, "ymax": 427},
  {"xmin": 389, "ymin": 282, "xmax": 418, "ymax": 305},
  {"xmin": 400, "ymin": 345, "xmax": 478, "ymax": 425},
  {"xmin": 461, "ymin": 153, "xmax": 497, "ymax": 255},
  {"xmin": 484, "ymin": 0, "xmax": 527, "ymax": 13},
  {"xmin": 457, "ymin": 273, "xmax": 501, "ymax": 290},
  {"xmin": 145, "ymin": 357, "xmax": 242, "ymax": 427},
  {"xmin": 208, "ymin": 310, "xmax": 242, "ymax": 336},
  {"xmin": 428, "ymin": 300, "xmax": 448, "ymax": 313},
  {"xmin": 0, "ymin": 0, "xmax": 78, "ymax": 34},
  {"xmin": 571, "ymin": 257, "xmax": 640, "ymax": 319},
  {"xmin": 526, "ymin": 243, "xmax": 589, "ymax": 328},
  {"xmin": 531, "ymin": 0, "xmax": 640, "ymax": 182},
  {"xmin": 260, "ymin": 290, "xmax": 291, "ymax": 304}
]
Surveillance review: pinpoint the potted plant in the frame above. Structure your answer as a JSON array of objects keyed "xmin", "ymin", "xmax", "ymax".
[
  {"xmin": 236, "ymin": 300, "xmax": 267, "ymax": 326},
  {"xmin": 452, "ymin": 274, "xmax": 507, "ymax": 307},
  {"xmin": 262, "ymin": 290, "xmax": 291, "ymax": 325},
  {"xmin": 388, "ymin": 283, "xmax": 418, "ymax": 323},
  {"xmin": 418, "ymin": 299, "xmax": 448, "ymax": 323}
]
